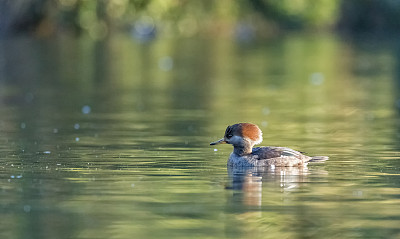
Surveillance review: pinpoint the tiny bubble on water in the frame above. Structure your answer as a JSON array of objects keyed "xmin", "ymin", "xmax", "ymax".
[
  {"xmin": 21, "ymin": 123, "xmax": 26, "ymax": 129},
  {"xmin": 53, "ymin": 128, "xmax": 58, "ymax": 133},
  {"xmin": 158, "ymin": 56, "xmax": 174, "ymax": 71},
  {"xmin": 75, "ymin": 137, "xmax": 80, "ymax": 142},
  {"xmin": 262, "ymin": 107, "xmax": 270, "ymax": 115},
  {"xmin": 74, "ymin": 124, "xmax": 80, "ymax": 130},
  {"xmin": 310, "ymin": 72, "xmax": 324, "ymax": 85},
  {"xmin": 23, "ymin": 205, "xmax": 31, "ymax": 213},
  {"xmin": 82, "ymin": 105, "xmax": 91, "ymax": 114}
]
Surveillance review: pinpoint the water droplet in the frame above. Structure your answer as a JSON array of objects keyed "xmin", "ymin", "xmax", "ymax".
[
  {"xmin": 23, "ymin": 205, "xmax": 31, "ymax": 213},
  {"xmin": 214, "ymin": 149, "xmax": 218, "ymax": 152},
  {"xmin": 74, "ymin": 124, "xmax": 80, "ymax": 130},
  {"xmin": 82, "ymin": 105, "xmax": 91, "ymax": 114},
  {"xmin": 310, "ymin": 72, "xmax": 324, "ymax": 85},
  {"xmin": 353, "ymin": 190, "xmax": 363, "ymax": 197},
  {"xmin": 262, "ymin": 107, "xmax": 270, "ymax": 115},
  {"xmin": 53, "ymin": 128, "xmax": 58, "ymax": 133},
  {"xmin": 43, "ymin": 151, "xmax": 51, "ymax": 154},
  {"xmin": 20, "ymin": 123, "xmax": 26, "ymax": 129},
  {"xmin": 75, "ymin": 137, "xmax": 80, "ymax": 142},
  {"xmin": 158, "ymin": 56, "xmax": 173, "ymax": 71},
  {"xmin": 132, "ymin": 16, "xmax": 156, "ymax": 42}
]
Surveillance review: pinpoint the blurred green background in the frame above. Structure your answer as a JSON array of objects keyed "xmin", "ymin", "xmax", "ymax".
[
  {"xmin": 1, "ymin": 0, "xmax": 400, "ymax": 38},
  {"xmin": 1, "ymin": 1, "xmax": 400, "ymax": 239}
]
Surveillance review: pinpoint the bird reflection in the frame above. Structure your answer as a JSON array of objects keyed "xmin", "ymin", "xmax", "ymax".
[{"xmin": 226, "ymin": 166, "xmax": 312, "ymax": 207}]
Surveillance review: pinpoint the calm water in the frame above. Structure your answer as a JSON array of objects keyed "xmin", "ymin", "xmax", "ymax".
[{"xmin": 1, "ymin": 33, "xmax": 400, "ymax": 239}]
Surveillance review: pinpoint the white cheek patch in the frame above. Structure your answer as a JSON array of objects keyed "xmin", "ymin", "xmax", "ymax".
[
  {"xmin": 228, "ymin": 133, "xmax": 263, "ymax": 146},
  {"xmin": 253, "ymin": 136, "xmax": 262, "ymax": 145},
  {"xmin": 229, "ymin": 135, "xmax": 242, "ymax": 145}
]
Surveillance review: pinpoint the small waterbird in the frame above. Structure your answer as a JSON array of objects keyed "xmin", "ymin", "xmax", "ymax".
[{"xmin": 210, "ymin": 123, "xmax": 328, "ymax": 167}]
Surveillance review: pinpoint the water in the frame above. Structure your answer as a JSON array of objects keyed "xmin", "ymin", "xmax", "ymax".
[{"xmin": 1, "ymin": 33, "xmax": 400, "ymax": 239}]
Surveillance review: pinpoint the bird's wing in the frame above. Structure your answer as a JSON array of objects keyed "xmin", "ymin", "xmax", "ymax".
[{"xmin": 252, "ymin": 146, "xmax": 304, "ymax": 160}]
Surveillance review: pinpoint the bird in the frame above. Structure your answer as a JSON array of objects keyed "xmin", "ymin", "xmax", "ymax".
[{"xmin": 210, "ymin": 123, "xmax": 328, "ymax": 167}]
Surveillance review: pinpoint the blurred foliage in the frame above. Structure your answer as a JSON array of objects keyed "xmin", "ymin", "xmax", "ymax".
[
  {"xmin": 0, "ymin": 0, "xmax": 399, "ymax": 37},
  {"xmin": 337, "ymin": 0, "xmax": 400, "ymax": 34},
  {"xmin": 248, "ymin": 0, "xmax": 339, "ymax": 29}
]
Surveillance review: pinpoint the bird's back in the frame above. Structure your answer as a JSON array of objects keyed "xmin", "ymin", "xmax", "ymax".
[{"xmin": 228, "ymin": 146, "xmax": 313, "ymax": 167}]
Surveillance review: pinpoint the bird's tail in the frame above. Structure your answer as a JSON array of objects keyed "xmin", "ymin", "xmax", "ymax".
[{"xmin": 309, "ymin": 156, "xmax": 329, "ymax": 163}]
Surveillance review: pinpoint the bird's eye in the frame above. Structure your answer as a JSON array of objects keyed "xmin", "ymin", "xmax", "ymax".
[{"xmin": 227, "ymin": 134, "xmax": 233, "ymax": 138}]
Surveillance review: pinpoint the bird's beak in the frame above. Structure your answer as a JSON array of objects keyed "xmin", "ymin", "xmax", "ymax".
[{"xmin": 210, "ymin": 138, "xmax": 226, "ymax": 145}]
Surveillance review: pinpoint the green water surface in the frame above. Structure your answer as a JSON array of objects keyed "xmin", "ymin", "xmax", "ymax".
[{"xmin": 0, "ymin": 33, "xmax": 399, "ymax": 239}]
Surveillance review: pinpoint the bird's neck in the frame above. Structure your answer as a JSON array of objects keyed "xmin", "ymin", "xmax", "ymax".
[{"xmin": 233, "ymin": 140, "xmax": 253, "ymax": 156}]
